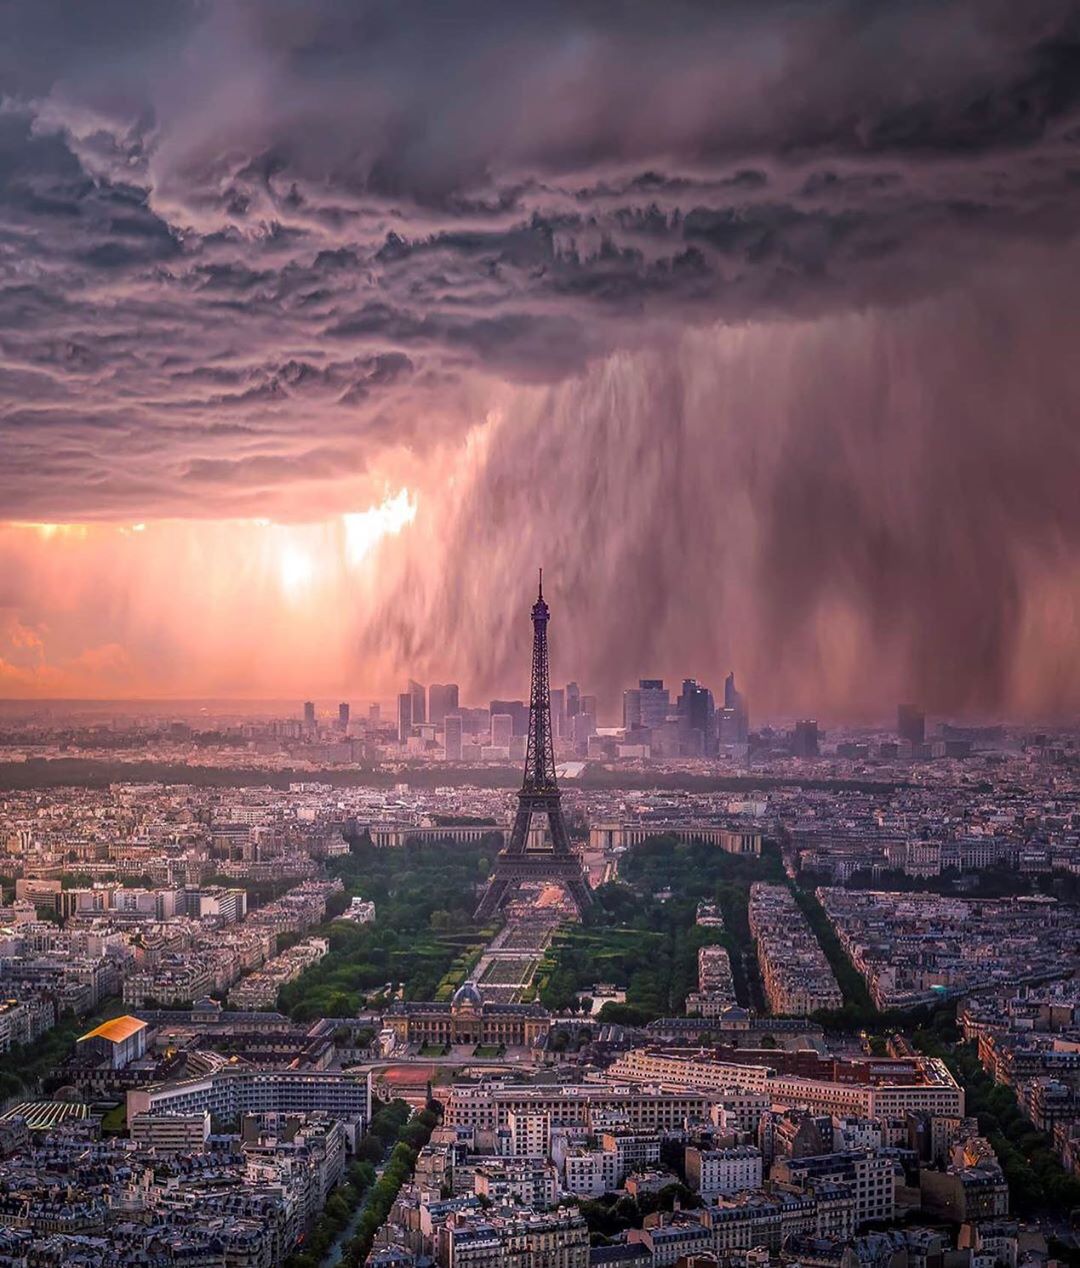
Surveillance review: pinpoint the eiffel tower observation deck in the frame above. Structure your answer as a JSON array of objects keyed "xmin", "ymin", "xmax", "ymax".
[{"xmin": 474, "ymin": 572, "xmax": 593, "ymax": 921}]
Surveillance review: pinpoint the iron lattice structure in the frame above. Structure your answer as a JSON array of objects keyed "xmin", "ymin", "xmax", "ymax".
[{"xmin": 474, "ymin": 573, "xmax": 593, "ymax": 920}]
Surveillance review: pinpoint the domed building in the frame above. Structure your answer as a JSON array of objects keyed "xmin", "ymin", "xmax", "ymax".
[
  {"xmin": 385, "ymin": 980, "xmax": 550, "ymax": 1048},
  {"xmin": 451, "ymin": 980, "xmax": 484, "ymax": 1014}
]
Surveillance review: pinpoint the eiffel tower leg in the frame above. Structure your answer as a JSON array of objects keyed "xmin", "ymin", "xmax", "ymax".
[
  {"xmin": 563, "ymin": 871, "xmax": 594, "ymax": 917},
  {"xmin": 504, "ymin": 801, "xmax": 533, "ymax": 856},
  {"xmin": 474, "ymin": 873, "xmax": 514, "ymax": 922},
  {"xmin": 547, "ymin": 803, "xmax": 573, "ymax": 858}
]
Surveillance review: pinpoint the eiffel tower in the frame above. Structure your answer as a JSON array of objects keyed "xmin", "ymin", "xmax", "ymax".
[{"xmin": 474, "ymin": 572, "xmax": 593, "ymax": 921}]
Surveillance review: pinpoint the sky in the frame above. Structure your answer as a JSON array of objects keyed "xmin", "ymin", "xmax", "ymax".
[{"xmin": 3, "ymin": 0, "xmax": 1080, "ymax": 718}]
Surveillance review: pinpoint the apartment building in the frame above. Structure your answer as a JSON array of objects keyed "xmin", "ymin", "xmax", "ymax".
[
  {"xmin": 685, "ymin": 1144, "xmax": 763, "ymax": 1197},
  {"xmin": 748, "ymin": 884, "xmax": 842, "ymax": 1015},
  {"xmin": 444, "ymin": 1084, "xmax": 714, "ymax": 1138},
  {"xmin": 127, "ymin": 1068, "xmax": 371, "ymax": 1126},
  {"xmin": 772, "ymin": 1150, "xmax": 896, "ymax": 1226},
  {"xmin": 129, "ymin": 1111, "xmax": 211, "ymax": 1154},
  {"xmin": 606, "ymin": 1049, "xmax": 963, "ymax": 1120}
]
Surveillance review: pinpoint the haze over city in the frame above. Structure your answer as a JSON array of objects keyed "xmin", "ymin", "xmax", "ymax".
[{"xmin": 3, "ymin": 3, "xmax": 1080, "ymax": 716}]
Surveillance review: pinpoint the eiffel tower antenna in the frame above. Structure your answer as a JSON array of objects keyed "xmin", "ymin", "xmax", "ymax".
[{"xmin": 474, "ymin": 573, "xmax": 593, "ymax": 920}]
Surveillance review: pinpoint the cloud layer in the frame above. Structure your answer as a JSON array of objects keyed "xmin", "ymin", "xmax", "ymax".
[{"xmin": 3, "ymin": 1, "xmax": 1080, "ymax": 714}]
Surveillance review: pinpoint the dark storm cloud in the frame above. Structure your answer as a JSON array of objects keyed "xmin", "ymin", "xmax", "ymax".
[{"xmin": 3, "ymin": 0, "xmax": 1080, "ymax": 709}]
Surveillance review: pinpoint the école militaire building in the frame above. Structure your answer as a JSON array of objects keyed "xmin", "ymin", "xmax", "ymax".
[{"xmin": 384, "ymin": 982, "xmax": 550, "ymax": 1049}]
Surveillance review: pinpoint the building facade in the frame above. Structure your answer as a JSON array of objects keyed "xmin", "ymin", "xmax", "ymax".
[{"xmin": 385, "ymin": 983, "xmax": 550, "ymax": 1048}]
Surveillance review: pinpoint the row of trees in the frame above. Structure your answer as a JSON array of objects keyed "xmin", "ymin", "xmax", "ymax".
[
  {"xmin": 913, "ymin": 1020, "xmax": 1080, "ymax": 1218},
  {"xmin": 283, "ymin": 1098, "xmax": 440, "ymax": 1268},
  {"xmin": 283, "ymin": 1154, "xmax": 378, "ymax": 1268},
  {"xmin": 337, "ymin": 1103, "xmax": 441, "ymax": 1268},
  {"xmin": 785, "ymin": 884, "xmax": 878, "ymax": 1027},
  {"xmin": 802, "ymin": 863, "xmax": 1078, "ymax": 902}
]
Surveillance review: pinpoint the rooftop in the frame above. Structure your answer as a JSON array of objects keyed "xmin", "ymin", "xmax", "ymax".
[{"xmin": 77, "ymin": 1015, "xmax": 148, "ymax": 1045}]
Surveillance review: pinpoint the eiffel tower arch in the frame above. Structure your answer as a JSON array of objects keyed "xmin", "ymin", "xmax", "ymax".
[{"xmin": 474, "ymin": 573, "xmax": 593, "ymax": 921}]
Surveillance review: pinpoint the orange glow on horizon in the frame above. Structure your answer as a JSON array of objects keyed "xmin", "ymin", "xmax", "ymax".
[{"xmin": 0, "ymin": 489, "xmax": 421, "ymax": 700}]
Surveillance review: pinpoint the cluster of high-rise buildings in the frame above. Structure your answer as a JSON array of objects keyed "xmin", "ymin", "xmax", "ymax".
[
  {"xmin": 3, "ymin": 689, "xmax": 1063, "ymax": 777},
  {"xmin": 395, "ymin": 676, "xmax": 599, "ymax": 762},
  {"xmin": 620, "ymin": 673, "xmax": 750, "ymax": 759},
  {"xmin": 389, "ymin": 672, "xmax": 752, "ymax": 763},
  {"xmin": 379, "ymin": 678, "xmax": 968, "ymax": 768}
]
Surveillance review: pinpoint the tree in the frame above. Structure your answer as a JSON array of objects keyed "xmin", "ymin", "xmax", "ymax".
[
  {"xmin": 325, "ymin": 889, "xmax": 350, "ymax": 919},
  {"xmin": 597, "ymin": 1001, "xmax": 649, "ymax": 1026}
]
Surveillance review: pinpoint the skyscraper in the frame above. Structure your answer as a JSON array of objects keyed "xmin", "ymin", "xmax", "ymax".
[
  {"xmin": 623, "ymin": 687, "xmax": 642, "ymax": 731},
  {"xmin": 898, "ymin": 703, "xmax": 925, "ymax": 745},
  {"xmin": 720, "ymin": 671, "xmax": 749, "ymax": 743},
  {"xmin": 338, "ymin": 702, "xmax": 350, "ymax": 731},
  {"xmin": 303, "ymin": 701, "xmax": 315, "ymax": 729},
  {"xmin": 565, "ymin": 681, "xmax": 580, "ymax": 719},
  {"xmin": 444, "ymin": 713, "xmax": 463, "ymax": 762},
  {"xmin": 639, "ymin": 679, "xmax": 670, "ymax": 730},
  {"xmin": 571, "ymin": 711, "xmax": 596, "ymax": 748},
  {"xmin": 397, "ymin": 692, "xmax": 413, "ymax": 744},
  {"xmin": 428, "ymin": 683, "xmax": 460, "ymax": 727},
  {"xmin": 792, "ymin": 719, "xmax": 819, "ymax": 758},
  {"xmin": 490, "ymin": 699, "xmax": 528, "ymax": 736},
  {"xmin": 678, "ymin": 678, "xmax": 715, "ymax": 755},
  {"xmin": 549, "ymin": 688, "xmax": 566, "ymax": 738},
  {"xmin": 491, "ymin": 713, "xmax": 514, "ymax": 748},
  {"xmin": 407, "ymin": 679, "xmax": 426, "ymax": 726}
]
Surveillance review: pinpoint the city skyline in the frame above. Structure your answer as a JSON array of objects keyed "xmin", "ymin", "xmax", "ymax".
[{"xmin": 2, "ymin": 4, "xmax": 1080, "ymax": 715}]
